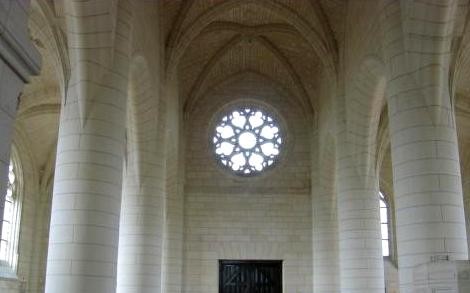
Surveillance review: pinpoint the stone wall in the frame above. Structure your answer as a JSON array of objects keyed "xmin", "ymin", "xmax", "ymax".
[
  {"xmin": 2, "ymin": 1, "xmax": 470, "ymax": 292},
  {"xmin": 182, "ymin": 74, "xmax": 312, "ymax": 292},
  {"xmin": 0, "ymin": 0, "xmax": 42, "ymax": 292}
]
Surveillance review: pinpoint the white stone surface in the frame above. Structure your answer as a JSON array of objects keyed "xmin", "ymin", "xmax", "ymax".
[
  {"xmin": 182, "ymin": 75, "xmax": 312, "ymax": 293},
  {"xmin": 382, "ymin": 1, "xmax": 469, "ymax": 292},
  {"xmin": 413, "ymin": 260, "xmax": 470, "ymax": 292},
  {"xmin": 117, "ymin": 53, "xmax": 166, "ymax": 293},
  {"xmin": 44, "ymin": 1, "xmax": 132, "ymax": 293},
  {"xmin": 2, "ymin": 1, "xmax": 470, "ymax": 293},
  {"xmin": 0, "ymin": 0, "xmax": 40, "ymax": 264},
  {"xmin": 336, "ymin": 99, "xmax": 385, "ymax": 293},
  {"xmin": 312, "ymin": 133, "xmax": 339, "ymax": 293}
]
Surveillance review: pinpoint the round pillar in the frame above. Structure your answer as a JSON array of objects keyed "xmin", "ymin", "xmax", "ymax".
[
  {"xmin": 387, "ymin": 90, "xmax": 468, "ymax": 290},
  {"xmin": 312, "ymin": 134, "xmax": 340, "ymax": 293},
  {"xmin": 336, "ymin": 102, "xmax": 385, "ymax": 293},
  {"xmin": 116, "ymin": 61, "xmax": 166, "ymax": 292},
  {"xmin": 44, "ymin": 2, "xmax": 131, "ymax": 291}
]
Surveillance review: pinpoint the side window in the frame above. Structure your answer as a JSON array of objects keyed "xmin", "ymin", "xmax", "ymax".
[
  {"xmin": 379, "ymin": 191, "xmax": 390, "ymax": 257},
  {"xmin": 0, "ymin": 156, "xmax": 22, "ymax": 276}
]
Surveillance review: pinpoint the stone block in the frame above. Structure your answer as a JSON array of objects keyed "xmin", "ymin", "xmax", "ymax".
[{"xmin": 413, "ymin": 260, "xmax": 470, "ymax": 292}]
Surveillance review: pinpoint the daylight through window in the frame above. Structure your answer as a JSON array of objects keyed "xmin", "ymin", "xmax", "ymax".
[
  {"xmin": 0, "ymin": 159, "xmax": 20, "ymax": 273},
  {"xmin": 379, "ymin": 191, "xmax": 390, "ymax": 257},
  {"xmin": 213, "ymin": 107, "xmax": 283, "ymax": 175}
]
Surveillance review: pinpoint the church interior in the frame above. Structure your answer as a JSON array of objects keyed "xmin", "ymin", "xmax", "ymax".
[{"xmin": 1, "ymin": 0, "xmax": 470, "ymax": 292}]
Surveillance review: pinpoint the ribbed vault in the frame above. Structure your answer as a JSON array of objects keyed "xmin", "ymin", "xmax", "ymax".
[{"xmin": 163, "ymin": 0, "xmax": 341, "ymax": 120}]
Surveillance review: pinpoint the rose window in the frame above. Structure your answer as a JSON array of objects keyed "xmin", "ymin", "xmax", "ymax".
[{"xmin": 213, "ymin": 107, "xmax": 283, "ymax": 175}]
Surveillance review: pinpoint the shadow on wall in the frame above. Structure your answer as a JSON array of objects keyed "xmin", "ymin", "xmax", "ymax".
[{"xmin": 385, "ymin": 258, "xmax": 399, "ymax": 293}]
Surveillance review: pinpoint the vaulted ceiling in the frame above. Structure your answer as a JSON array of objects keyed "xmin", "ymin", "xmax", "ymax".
[
  {"xmin": 161, "ymin": 0, "xmax": 345, "ymax": 116},
  {"xmin": 16, "ymin": 0, "xmax": 470, "ymax": 183}
]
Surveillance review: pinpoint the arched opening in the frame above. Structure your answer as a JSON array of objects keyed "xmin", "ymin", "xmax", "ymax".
[
  {"xmin": 379, "ymin": 191, "xmax": 390, "ymax": 257},
  {"xmin": 0, "ymin": 148, "xmax": 23, "ymax": 277}
]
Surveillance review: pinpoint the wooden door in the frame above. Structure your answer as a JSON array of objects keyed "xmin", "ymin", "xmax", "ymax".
[{"xmin": 219, "ymin": 260, "xmax": 282, "ymax": 293}]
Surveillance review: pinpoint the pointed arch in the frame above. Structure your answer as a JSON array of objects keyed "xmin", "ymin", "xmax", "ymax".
[
  {"xmin": 166, "ymin": 0, "xmax": 337, "ymax": 85},
  {"xmin": 31, "ymin": 0, "xmax": 71, "ymax": 100},
  {"xmin": 184, "ymin": 36, "xmax": 313, "ymax": 118}
]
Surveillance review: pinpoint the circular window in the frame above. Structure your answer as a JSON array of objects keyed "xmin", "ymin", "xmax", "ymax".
[{"xmin": 212, "ymin": 107, "xmax": 283, "ymax": 175}]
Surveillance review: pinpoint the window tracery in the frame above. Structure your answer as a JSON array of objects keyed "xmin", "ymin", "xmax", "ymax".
[{"xmin": 213, "ymin": 107, "xmax": 283, "ymax": 175}]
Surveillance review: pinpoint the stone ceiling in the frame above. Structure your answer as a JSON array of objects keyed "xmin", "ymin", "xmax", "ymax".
[
  {"xmin": 162, "ymin": 0, "xmax": 346, "ymax": 116},
  {"xmin": 13, "ymin": 0, "xmax": 470, "ymax": 186}
]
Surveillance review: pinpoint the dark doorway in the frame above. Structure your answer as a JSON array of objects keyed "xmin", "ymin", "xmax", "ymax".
[{"xmin": 219, "ymin": 260, "xmax": 282, "ymax": 293}]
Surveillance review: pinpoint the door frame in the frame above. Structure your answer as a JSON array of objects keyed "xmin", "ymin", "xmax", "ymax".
[{"xmin": 218, "ymin": 259, "xmax": 283, "ymax": 293}]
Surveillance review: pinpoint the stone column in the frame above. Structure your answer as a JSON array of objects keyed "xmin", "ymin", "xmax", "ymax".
[
  {"xmin": 117, "ymin": 146, "xmax": 165, "ymax": 293},
  {"xmin": 116, "ymin": 66, "xmax": 166, "ymax": 293},
  {"xmin": 0, "ymin": 0, "xmax": 40, "ymax": 238},
  {"xmin": 116, "ymin": 116, "xmax": 166, "ymax": 292},
  {"xmin": 161, "ymin": 76, "xmax": 185, "ymax": 293},
  {"xmin": 382, "ymin": 1, "xmax": 468, "ymax": 292},
  {"xmin": 44, "ymin": 1, "xmax": 132, "ymax": 292},
  {"xmin": 335, "ymin": 97, "xmax": 385, "ymax": 293},
  {"xmin": 464, "ymin": 169, "xmax": 470, "ymax": 254},
  {"xmin": 312, "ymin": 133, "xmax": 340, "ymax": 293}
]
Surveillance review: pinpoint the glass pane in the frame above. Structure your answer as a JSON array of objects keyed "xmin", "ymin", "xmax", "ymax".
[
  {"xmin": 217, "ymin": 125, "xmax": 234, "ymax": 139},
  {"xmin": 217, "ymin": 142, "xmax": 234, "ymax": 156},
  {"xmin": 382, "ymin": 240, "xmax": 389, "ymax": 256},
  {"xmin": 1, "ymin": 160, "xmax": 19, "ymax": 266},
  {"xmin": 6, "ymin": 187, "xmax": 13, "ymax": 198},
  {"xmin": 249, "ymin": 111, "xmax": 263, "ymax": 128},
  {"xmin": 0, "ymin": 240, "xmax": 7, "ymax": 260},
  {"xmin": 231, "ymin": 111, "xmax": 246, "ymax": 128},
  {"xmin": 248, "ymin": 153, "xmax": 264, "ymax": 171},
  {"xmin": 231, "ymin": 153, "xmax": 245, "ymax": 170},
  {"xmin": 3, "ymin": 201, "xmax": 13, "ymax": 221},
  {"xmin": 379, "ymin": 198, "xmax": 386, "ymax": 208},
  {"xmin": 8, "ymin": 171, "xmax": 15, "ymax": 184},
  {"xmin": 2, "ymin": 222, "xmax": 12, "ymax": 241},
  {"xmin": 381, "ymin": 223, "xmax": 388, "ymax": 239},
  {"xmin": 261, "ymin": 142, "xmax": 277, "ymax": 156},
  {"xmin": 380, "ymin": 208, "xmax": 388, "ymax": 223},
  {"xmin": 260, "ymin": 126, "xmax": 276, "ymax": 139}
]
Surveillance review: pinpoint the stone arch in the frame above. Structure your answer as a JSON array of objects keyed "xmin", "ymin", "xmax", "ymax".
[
  {"xmin": 380, "ymin": 0, "xmax": 464, "ymax": 119},
  {"xmin": 346, "ymin": 55, "xmax": 387, "ymax": 180},
  {"xmin": 117, "ymin": 53, "xmax": 165, "ymax": 293},
  {"xmin": 200, "ymin": 21, "xmax": 300, "ymax": 37},
  {"xmin": 30, "ymin": 0, "xmax": 70, "ymax": 101},
  {"xmin": 187, "ymin": 70, "xmax": 311, "ymax": 124},
  {"xmin": 11, "ymin": 127, "xmax": 38, "ymax": 199},
  {"xmin": 125, "ymin": 55, "xmax": 161, "ymax": 181},
  {"xmin": 166, "ymin": 0, "xmax": 337, "ymax": 84},
  {"xmin": 184, "ymin": 35, "xmax": 312, "ymax": 117},
  {"xmin": 62, "ymin": 0, "xmax": 132, "ymax": 125},
  {"xmin": 8, "ymin": 124, "xmax": 43, "ymax": 290}
]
